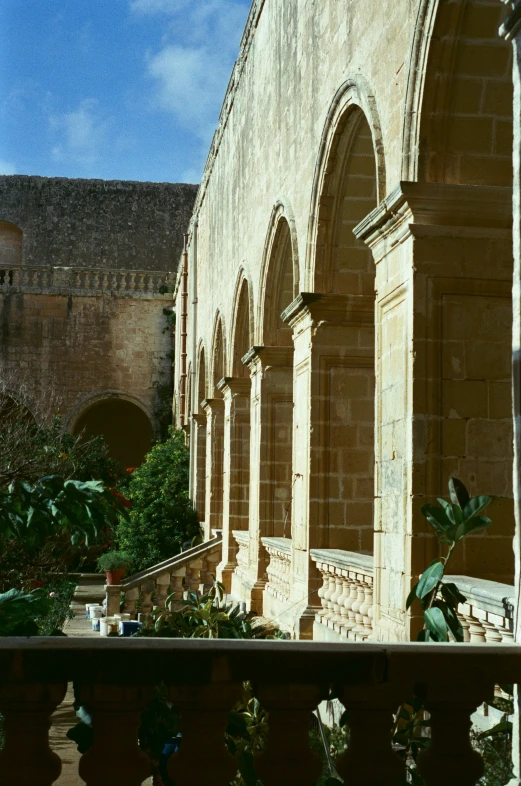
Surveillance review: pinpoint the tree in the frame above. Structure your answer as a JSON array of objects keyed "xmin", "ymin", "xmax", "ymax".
[{"xmin": 116, "ymin": 429, "xmax": 199, "ymax": 572}]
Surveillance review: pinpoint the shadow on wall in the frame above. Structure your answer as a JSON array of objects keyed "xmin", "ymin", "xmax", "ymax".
[{"xmin": 73, "ymin": 399, "xmax": 153, "ymax": 469}]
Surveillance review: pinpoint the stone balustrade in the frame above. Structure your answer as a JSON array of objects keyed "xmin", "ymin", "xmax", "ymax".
[
  {"xmin": 262, "ymin": 537, "xmax": 292, "ymax": 602},
  {"xmin": 442, "ymin": 575, "xmax": 515, "ymax": 643},
  {"xmin": 311, "ymin": 549, "xmax": 374, "ymax": 643},
  {"xmin": 0, "ymin": 265, "xmax": 175, "ymax": 297},
  {"xmin": 0, "ymin": 637, "xmax": 519, "ymax": 785},
  {"xmin": 232, "ymin": 530, "xmax": 250, "ymax": 585},
  {"xmin": 105, "ymin": 535, "xmax": 222, "ymax": 618}
]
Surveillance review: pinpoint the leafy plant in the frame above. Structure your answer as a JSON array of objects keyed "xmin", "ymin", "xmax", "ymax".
[
  {"xmin": 139, "ymin": 582, "xmax": 281, "ymax": 640},
  {"xmin": 115, "ymin": 429, "xmax": 200, "ymax": 572},
  {"xmin": 96, "ymin": 550, "xmax": 133, "ymax": 572},
  {"xmin": 0, "ymin": 588, "xmax": 53, "ymax": 636},
  {"xmin": 407, "ymin": 477, "xmax": 492, "ymax": 642},
  {"xmin": 0, "ymin": 475, "xmax": 128, "ymax": 592}
]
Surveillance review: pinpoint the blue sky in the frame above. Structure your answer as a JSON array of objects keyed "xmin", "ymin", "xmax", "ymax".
[{"xmin": 0, "ymin": 0, "xmax": 251, "ymax": 183}]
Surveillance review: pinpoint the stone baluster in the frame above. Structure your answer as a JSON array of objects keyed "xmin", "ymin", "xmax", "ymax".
[
  {"xmin": 500, "ymin": 625, "xmax": 514, "ymax": 642},
  {"xmin": 328, "ymin": 571, "xmax": 344, "ymax": 629},
  {"xmin": 358, "ymin": 582, "xmax": 373, "ymax": 638},
  {"xmin": 335, "ymin": 573, "xmax": 350, "ymax": 630},
  {"xmin": 254, "ymin": 684, "xmax": 326, "ymax": 786},
  {"xmin": 282, "ymin": 555, "xmax": 290, "ymax": 598},
  {"xmin": 167, "ymin": 683, "xmax": 242, "ymax": 786},
  {"xmin": 466, "ymin": 611, "xmax": 487, "ymax": 643},
  {"xmin": 316, "ymin": 564, "xmax": 328, "ymax": 623},
  {"xmin": 322, "ymin": 567, "xmax": 336, "ymax": 623},
  {"xmin": 187, "ymin": 560, "xmax": 203, "ymax": 594},
  {"xmin": 336, "ymin": 685, "xmax": 405, "ymax": 786},
  {"xmin": 169, "ymin": 568, "xmax": 186, "ymax": 604},
  {"xmin": 78, "ymin": 685, "xmax": 151, "ymax": 786},
  {"xmin": 139, "ymin": 581, "xmax": 155, "ymax": 616},
  {"xmin": 417, "ymin": 685, "xmax": 490, "ymax": 786},
  {"xmin": 0, "ymin": 683, "xmax": 67, "ymax": 786},
  {"xmin": 343, "ymin": 573, "xmax": 359, "ymax": 632},
  {"xmin": 483, "ymin": 619, "xmax": 503, "ymax": 644},
  {"xmin": 122, "ymin": 587, "xmax": 139, "ymax": 618},
  {"xmin": 154, "ymin": 573, "xmax": 172, "ymax": 608}
]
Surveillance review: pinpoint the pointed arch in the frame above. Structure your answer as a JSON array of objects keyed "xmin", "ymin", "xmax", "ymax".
[
  {"xmin": 305, "ymin": 75, "xmax": 385, "ymax": 292},
  {"xmin": 210, "ymin": 312, "xmax": 227, "ymax": 396},
  {"xmin": 230, "ymin": 268, "xmax": 254, "ymax": 377},
  {"xmin": 407, "ymin": 0, "xmax": 512, "ymax": 185},
  {"xmin": 258, "ymin": 201, "xmax": 299, "ymax": 347},
  {"xmin": 196, "ymin": 343, "xmax": 207, "ymax": 411}
]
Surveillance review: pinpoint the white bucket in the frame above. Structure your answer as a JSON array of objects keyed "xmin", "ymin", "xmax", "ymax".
[
  {"xmin": 100, "ymin": 617, "xmax": 119, "ymax": 637},
  {"xmin": 90, "ymin": 606, "xmax": 104, "ymax": 619},
  {"xmin": 86, "ymin": 603, "xmax": 101, "ymax": 619},
  {"xmin": 92, "ymin": 617, "xmax": 101, "ymax": 632}
]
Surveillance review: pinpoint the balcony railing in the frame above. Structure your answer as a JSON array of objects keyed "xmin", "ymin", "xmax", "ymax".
[
  {"xmin": 0, "ymin": 265, "xmax": 175, "ymax": 297},
  {"xmin": 232, "ymin": 530, "xmax": 250, "ymax": 585},
  {"xmin": 311, "ymin": 550, "xmax": 374, "ymax": 642},
  {"xmin": 262, "ymin": 537, "xmax": 292, "ymax": 603},
  {"xmin": 442, "ymin": 575, "xmax": 515, "ymax": 643},
  {"xmin": 106, "ymin": 535, "xmax": 222, "ymax": 617},
  {"xmin": 0, "ymin": 638, "xmax": 519, "ymax": 785}
]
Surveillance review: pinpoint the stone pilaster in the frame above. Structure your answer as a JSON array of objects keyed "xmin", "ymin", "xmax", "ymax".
[
  {"xmin": 192, "ymin": 413, "xmax": 207, "ymax": 523},
  {"xmin": 216, "ymin": 376, "xmax": 251, "ymax": 592},
  {"xmin": 202, "ymin": 398, "xmax": 225, "ymax": 541},
  {"xmin": 282, "ymin": 293, "xmax": 374, "ymax": 638},
  {"xmin": 355, "ymin": 181, "xmax": 513, "ymax": 641},
  {"xmin": 230, "ymin": 345, "xmax": 293, "ymax": 612}
]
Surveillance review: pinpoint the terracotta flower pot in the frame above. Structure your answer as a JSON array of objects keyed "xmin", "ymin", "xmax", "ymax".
[{"xmin": 105, "ymin": 569, "xmax": 125, "ymax": 585}]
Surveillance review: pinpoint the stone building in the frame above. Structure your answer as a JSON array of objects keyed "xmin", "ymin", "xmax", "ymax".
[
  {"xmin": 0, "ymin": 175, "xmax": 197, "ymax": 467},
  {"xmin": 172, "ymin": 0, "xmax": 516, "ymax": 642}
]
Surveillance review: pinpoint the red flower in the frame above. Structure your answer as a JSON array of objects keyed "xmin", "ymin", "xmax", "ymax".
[
  {"xmin": 125, "ymin": 467, "xmax": 136, "ymax": 473},
  {"xmin": 110, "ymin": 489, "xmax": 132, "ymax": 508}
]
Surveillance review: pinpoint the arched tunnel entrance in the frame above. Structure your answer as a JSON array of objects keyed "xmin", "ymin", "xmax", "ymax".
[{"xmin": 73, "ymin": 399, "xmax": 153, "ymax": 469}]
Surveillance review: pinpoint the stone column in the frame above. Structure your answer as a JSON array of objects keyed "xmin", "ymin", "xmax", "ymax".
[
  {"xmin": 216, "ymin": 376, "xmax": 251, "ymax": 592},
  {"xmin": 355, "ymin": 182, "xmax": 513, "ymax": 641},
  {"xmin": 281, "ymin": 293, "xmax": 374, "ymax": 638},
  {"xmin": 231, "ymin": 346, "xmax": 293, "ymax": 612},
  {"xmin": 499, "ymin": 8, "xmax": 521, "ymax": 785},
  {"xmin": 202, "ymin": 398, "xmax": 225, "ymax": 541},
  {"xmin": 192, "ymin": 413, "xmax": 207, "ymax": 523}
]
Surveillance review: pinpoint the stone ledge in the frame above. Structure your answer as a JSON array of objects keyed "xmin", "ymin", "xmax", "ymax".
[{"xmin": 310, "ymin": 549, "xmax": 374, "ymax": 575}]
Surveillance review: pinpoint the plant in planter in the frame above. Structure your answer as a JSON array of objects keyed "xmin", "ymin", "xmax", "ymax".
[{"xmin": 97, "ymin": 550, "xmax": 132, "ymax": 585}]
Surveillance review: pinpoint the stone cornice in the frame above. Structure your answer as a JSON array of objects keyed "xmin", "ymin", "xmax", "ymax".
[
  {"xmin": 216, "ymin": 376, "xmax": 251, "ymax": 396},
  {"xmin": 499, "ymin": 0, "xmax": 521, "ymax": 40},
  {"xmin": 201, "ymin": 398, "xmax": 225, "ymax": 414},
  {"xmin": 192, "ymin": 413, "xmax": 206, "ymax": 425},
  {"xmin": 281, "ymin": 292, "xmax": 374, "ymax": 328},
  {"xmin": 241, "ymin": 345, "xmax": 294, "ymax": 369},
  {"xmin": 354, "ymin": 182, "xmax": 512, "ymax": 258}
]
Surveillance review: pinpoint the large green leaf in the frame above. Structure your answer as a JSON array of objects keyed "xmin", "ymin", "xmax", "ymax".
[
  {"xmin": 463, "ymin": 516, "xmax": 492, "ymax": 536},
  {"xmin": 434, "ymin": 600, "xmax": 463, "ymax": 642},
  {"xmin": 416, "ymin": 560, "xmax": 444, "ymax": 600},
  {"xmin": 448, "ymin": 477, "xmax": 470, "ymax": 510},
  {"xmin": 463, "ymin": 495, "xmax": 492, "ymax": 521},
  {"xmin": 424, "ymin": 607, "xmax": 449, "ymax": 641},
  {"xmin": 421, "ymin": 504, "xmax": 452, "ymax": 533},
  {"xmin": 440, "ymin": 582, "xmax": 467, "ymax": 607}
]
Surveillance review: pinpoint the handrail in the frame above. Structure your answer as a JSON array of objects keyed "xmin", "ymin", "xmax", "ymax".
[{"xmin": 120, "ymin": 534, "xmax": 222, "ymax": 591}]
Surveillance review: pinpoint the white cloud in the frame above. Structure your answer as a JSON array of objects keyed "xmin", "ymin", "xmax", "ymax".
[
  {"xmin": 50, "ymin": 98, "xmax": 107, "ymax": 169},
  {"xmin": 0, "ymin": 159, "xmax": 16, "ymax": 175},
  {"xmin": 131, "ymin": 0, "xmax": 249, "ymax": 178}
]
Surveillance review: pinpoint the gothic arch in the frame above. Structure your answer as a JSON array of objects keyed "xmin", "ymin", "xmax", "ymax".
[
  {"xmin": 258, "ymin": 201, "xmax": 299, "ymax": 347},
  {"xmin": 407, "ymin": 0, "xmax": 512, "ymax": 185},
  {"xmin": 210, "ymin": 313, "xmax": 227, "ymax": 396},
  {"xmin": 230, "ymin": 268, "xmax": 254, "ymax": 377},
  {"xmin": 305, "ymin": 75, "xmax": 386, "ymax": 292},
  {"xmin": 196, "ymin": 342, "xmax": 207, "ymax": 410}
]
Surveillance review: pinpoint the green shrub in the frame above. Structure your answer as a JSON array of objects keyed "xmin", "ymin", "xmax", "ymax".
[
  {"xmin": 97, "ymin": 550, "xmax": 133, "ymax": 572},
  {"xmin": 116, "ymin": 429, "xmax": 199, "ymax": 572}
]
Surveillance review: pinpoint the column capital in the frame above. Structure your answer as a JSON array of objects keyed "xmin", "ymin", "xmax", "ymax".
[
  {"xmin": 201, "ymin": 397, "xmax": 225, "ymax": 415},
  {"xmin": 241, "ymin": 345, "xmax": 294, "ymax": 370},
  {"xmin": 216, "ymin": 376, "xmax": 251, "ymax": 397},
  {"xmin": 192, "ymin": 412, "xmax": 206, "ymax": 425},
  {"xmin": 281, "ymin": 292, "xmax": 373, "ymax": 329},
  {"xmin": 354, "ymin": 181, "xmax": 511, "ymax": 262}
]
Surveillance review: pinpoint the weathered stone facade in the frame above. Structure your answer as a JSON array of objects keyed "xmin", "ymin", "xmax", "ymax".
[
  {"xmin": 174, "ymin": 0, "xmax": 516, "ymax": 641},
  {"xmin": 0, "ymin": 176, "xmax": 197, "ymax": 466}
]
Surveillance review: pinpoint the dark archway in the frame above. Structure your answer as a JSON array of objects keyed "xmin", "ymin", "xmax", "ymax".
[{"xmin": 73, "ymin": 399, "xmax": 153, "ymax": 469}]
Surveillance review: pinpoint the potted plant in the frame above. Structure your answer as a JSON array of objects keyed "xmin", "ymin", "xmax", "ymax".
[{"xmin": 97, "ymin": 551, "xmax": 132, "ymax": 585}]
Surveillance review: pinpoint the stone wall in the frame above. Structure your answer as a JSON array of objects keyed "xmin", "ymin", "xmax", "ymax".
[{"xmin": 0, "ymin": 176, "xmax": 197, "ymax": 466}]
